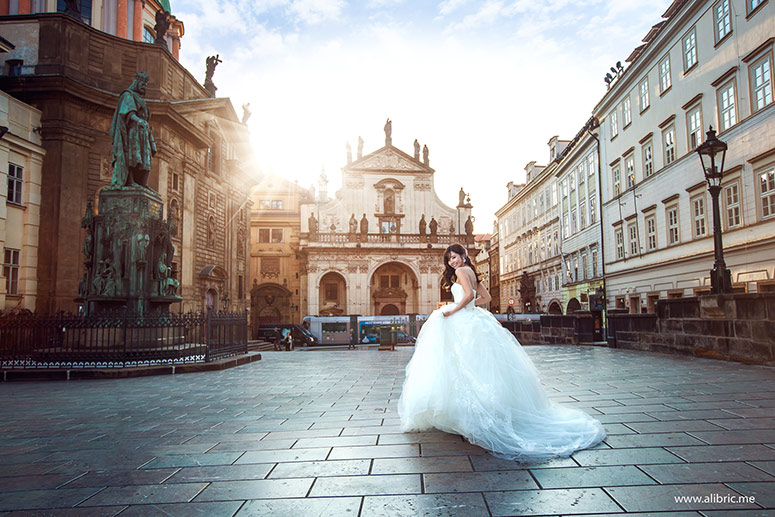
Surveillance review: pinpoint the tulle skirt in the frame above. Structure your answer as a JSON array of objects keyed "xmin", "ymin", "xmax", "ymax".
[{"xmin": 397, "ymin": 305, "xmax": 606, "ymax": 461}]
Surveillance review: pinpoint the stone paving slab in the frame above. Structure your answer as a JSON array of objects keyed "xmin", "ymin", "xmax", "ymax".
[{"xmin": 1, "ymin": 346, "xmax": 775, "ymax": 515}]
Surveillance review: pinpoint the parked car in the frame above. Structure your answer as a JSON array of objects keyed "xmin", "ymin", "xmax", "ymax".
[{"xmin": 256, "ymin": 324, "xmax": 319, "ymax": 347}]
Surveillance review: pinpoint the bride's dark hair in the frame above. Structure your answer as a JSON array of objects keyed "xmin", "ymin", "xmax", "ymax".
[{"xmin": 441, "ymin": 243, "xmax": 481, "ymax": 291}]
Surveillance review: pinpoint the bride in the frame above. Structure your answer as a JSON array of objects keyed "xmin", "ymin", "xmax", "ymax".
[{"xmin": 398, "ymin": 244, "xmax": 605, "ymax": 461}]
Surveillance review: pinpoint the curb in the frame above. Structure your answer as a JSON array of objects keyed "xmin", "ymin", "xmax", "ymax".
[{"xmin": 1, "ymin": 352, "xmax": 262, "ymax": 381}]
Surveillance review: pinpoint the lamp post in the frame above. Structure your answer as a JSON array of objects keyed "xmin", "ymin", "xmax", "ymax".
[
  {"xmin": 221, "ymin": 293, "xmax": 230, "ymax": 310},
  {"xmin": 289, "ymin": 303, "xmax": 298, "ymax": 324},
  {"xmin": 696, "ymin": 126, "xmax": 732, "ymax": 294}
]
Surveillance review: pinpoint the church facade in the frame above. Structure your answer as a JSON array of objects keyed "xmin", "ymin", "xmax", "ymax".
[{"xmin": 299, "ymin": 124, "xmax": 474, "ymax": 317}]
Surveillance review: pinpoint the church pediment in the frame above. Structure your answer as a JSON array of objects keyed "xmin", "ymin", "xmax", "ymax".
[{"xmin": 348, "ymin": 147, "xmax": 432, "ymax": 174}]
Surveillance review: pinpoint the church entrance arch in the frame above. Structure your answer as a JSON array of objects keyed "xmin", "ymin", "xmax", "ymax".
[
  {"xmin": 249, "ymin": 281, "xmax": 292, "ymax": 337},
  {"xmin": 318, "ymin": 272, "xmax": 347, "ymax": 316},
  {"xmin": 370, "ymin": 262, "xmax": 418, "ymax": 315}
]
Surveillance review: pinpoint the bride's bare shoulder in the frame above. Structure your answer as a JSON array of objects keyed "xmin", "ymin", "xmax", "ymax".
[{"xmin": 456, "ymin": 266, "xmax": 475, "ymax": 279}]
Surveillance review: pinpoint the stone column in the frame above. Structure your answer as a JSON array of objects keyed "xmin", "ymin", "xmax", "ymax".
[
  {"xmin": 132, "ymin": 0, "xmax": 143, "ymax": 41},
  {"xmin": 116, "ymin": 0, "xmax": 127, "ymax": 38},
  {"xmin": 172, "ymin": 37, "xmax": 180, "ymax": 60}
]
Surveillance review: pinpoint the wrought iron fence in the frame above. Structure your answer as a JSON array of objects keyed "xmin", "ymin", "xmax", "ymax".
[{"xmin": 0, "ymin": 311, "xmax": 248, "ymax": 369}]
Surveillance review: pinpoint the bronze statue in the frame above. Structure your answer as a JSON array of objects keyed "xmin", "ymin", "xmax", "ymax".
[
  {"xmin": 429, "ymin": 216, "xmax": 438, "ymax": 235},
  {"xmin": 109, "ymin": 71, "xmax": 156, "ymax": 189},
  {"xmin": 308, "ymin": 213, "xmax": 318, "ymax": 233},
  {"xmin": 419, "ymin": 214, "xmax": 426, "ymax": 235},
  {"xmin": 63, "ymin": 0, "xmax": 81, "ymax": 18},
  {"xmin": 154, "ymin": 10, "xmax": 170, "ymax": 45},
  {"xmin": 204, "ymin": 55, "xmax": 222, "ymax": 96},
  {"xmin": 360, "ymin": 213, "xmax": 369, "ymax": 234},
  {"xmin": 349, "ymin": 213, "xmax": 357, "ymax": 233}
]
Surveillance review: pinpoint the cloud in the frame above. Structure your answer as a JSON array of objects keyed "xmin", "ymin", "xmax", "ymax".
[
  {"xmin": 438, "ymin": 0, "xmax": 470, "ymax": 16},
  {"xmin": 286, "ymin": 0, "xmax": 347, "ymax": 24},
  {"xmin": 175, "ymin": 0, "xmax": 673, "ymax": 231}
]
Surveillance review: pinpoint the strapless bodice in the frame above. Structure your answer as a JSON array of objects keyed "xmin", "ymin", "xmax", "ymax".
[{"xmin": 451, "ymin": 283, "xmax": 476, "ymax": 309}]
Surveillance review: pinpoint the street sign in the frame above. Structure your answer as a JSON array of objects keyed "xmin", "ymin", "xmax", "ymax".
[{"xmin": 508, "ymin": 298, "xmax": 515, "ymax": 306}]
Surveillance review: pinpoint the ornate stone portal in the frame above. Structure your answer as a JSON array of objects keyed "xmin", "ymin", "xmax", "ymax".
[{"xmin": 76, "ymin": 72, "xmax": 181, "ymax": 315}]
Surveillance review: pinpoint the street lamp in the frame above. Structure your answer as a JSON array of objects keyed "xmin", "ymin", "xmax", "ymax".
[
  {"xmin": 221, "ymin": 293, "xmax": 230, "ymax": 310},
  {"xmin": 696, "ymin": 126, "xmax": 732, "ymax": 294}
]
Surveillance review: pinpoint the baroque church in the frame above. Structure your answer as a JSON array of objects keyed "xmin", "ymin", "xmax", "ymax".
[{"xmin": 299, "ymin": 122, "xmax": 474, "ymax": 317}]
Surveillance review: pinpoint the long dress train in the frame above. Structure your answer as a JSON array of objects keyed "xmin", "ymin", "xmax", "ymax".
[{"xmin": 398, "ymin": 283, "xmax": 606, "ymax": 461}]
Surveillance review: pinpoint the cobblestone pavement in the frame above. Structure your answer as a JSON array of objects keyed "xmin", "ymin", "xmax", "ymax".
[{"xmin": 1, "ymin": 346, "xmax": 775, "ymax": 516}]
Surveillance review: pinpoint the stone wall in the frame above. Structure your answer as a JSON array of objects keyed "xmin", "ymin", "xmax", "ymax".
[
  {"xmin": 502, "ymin": 314, "xmax": 580, "ymax": 346},
  {"xmin": 608, "ymin": 294, "xmax": 775, "ymax": 366}
]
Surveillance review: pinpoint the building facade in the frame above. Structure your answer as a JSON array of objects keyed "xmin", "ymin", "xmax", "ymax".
[
  {"xmin": 0, "ymin": 0, "xmax": 184, "ymax": 59},
  {"xmin": 0, "ymin": 88, "xmax": 44, "ymax": 312},
  {"xmin": 594, "ymin": 0, "xmax": 775, "ymax": 313},
  {"xmin": 488, "ymin": 222, "xmax": 501, "ymax": 313},
  {"xmin": 299, "ymin": 127, "xmax": 473, "ymax": 317},
  {"xmin": 496, "ymin": 146, "xmax": 564, "ymax": 314},
  {"xmin": 249, "ymin": 174, "xmax": 310, "ymax": 331},
  {"xmin": 473, "ymin": 233, "xmax": 491, "ymax": 310},
  {"xmin": 555, "ymin": 119, "xmax": 605, "ymax": 313},
  {"xmin": 0, "ymin": 14, "xmax": 251, "ymax": 314}
]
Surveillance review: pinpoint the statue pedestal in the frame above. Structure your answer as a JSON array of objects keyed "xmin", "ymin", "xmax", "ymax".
[{"xmin": 77, "ymin": 186, "xmax": 181, "ymax": 316}]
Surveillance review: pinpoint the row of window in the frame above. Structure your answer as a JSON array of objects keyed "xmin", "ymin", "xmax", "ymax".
[
  {"xmin": 609, "ymin": 5, "xmax": 773, "ymax": 189},
  {"xmin": 258, "ymin": 199, "xmax": 284, "ymax": 210},
  {"xmin": 611, "ymin": 47, "xmax": 772, "ymax": 198},
  {"xmin": 612, "ymin": 168, "xmax": 773, "ymax": 260},
  {"xmin": 563, "ymin": 248, "xmax": 600, "ymax": 284}
]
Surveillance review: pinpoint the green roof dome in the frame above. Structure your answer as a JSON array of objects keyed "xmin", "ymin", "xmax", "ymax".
[{"xmin": 160, "ymin": 0, "xmax": 171, "ymax": 13}]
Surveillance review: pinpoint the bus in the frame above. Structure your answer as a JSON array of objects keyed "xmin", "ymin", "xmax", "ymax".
[{"xmin": 302, "ymin": 315, "xmax": 427, "ymax": 345}]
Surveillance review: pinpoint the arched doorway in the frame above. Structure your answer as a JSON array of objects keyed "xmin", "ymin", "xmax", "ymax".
[
  {"xmin": 318, "ymin": 271, "xmax": 346, "ymax": 315},
  {"xmin": 548, "ymin": 301, "xmax": 563, "ymax": 314},
  {"xmin": 250, "ymin": 282, "xmax": 292, "ymax": 336},
  {"xmin": 567, "ymin": 298, "xmax": 582, "ymax": 313},
  {"xmin": 371, "ymin": 262, "xmax": 418, "ymax": 315},
  {"xmin": 381, "ymin": 304, "xmax": 400, "ymax": 315}
]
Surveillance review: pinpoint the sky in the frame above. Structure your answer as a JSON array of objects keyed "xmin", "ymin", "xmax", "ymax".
[{"xmin": 175, "ymin": 0, "xmax": 673, "ymax": 233}]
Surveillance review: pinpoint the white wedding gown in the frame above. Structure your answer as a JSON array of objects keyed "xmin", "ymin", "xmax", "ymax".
[{"xmin": 398, "ymin": 283, "xmax": 606, "ymax": 461}]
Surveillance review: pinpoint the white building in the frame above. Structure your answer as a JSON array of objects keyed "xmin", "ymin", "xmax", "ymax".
[
  {"xmin": 554, "ymin": 118, "xmax": 605, "ymax": 313},
  {"xmin": 299, "ymin": 125, "xmax": 473, "ymax": 316},
  {"xmin": 594, "ymin": 0, "xmax": 775, "ymax": 313},
  {"xmin": 495, "ymin": 140, "xmax": 564, "ymax": 314}
]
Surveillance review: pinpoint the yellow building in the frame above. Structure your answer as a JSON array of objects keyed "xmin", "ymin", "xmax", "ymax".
[
  {"xmin": 0, "ymin": 86, "xmax": 44, "ymax": 312},
  {"xmin": 249, "ymin": 174, "xmax": 310, "ymax": 334}
]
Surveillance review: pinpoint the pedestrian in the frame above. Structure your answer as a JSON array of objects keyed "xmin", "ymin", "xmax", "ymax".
[{"xmin": 397, "ymin": 243, "xmax": 605, "ymax": 461}]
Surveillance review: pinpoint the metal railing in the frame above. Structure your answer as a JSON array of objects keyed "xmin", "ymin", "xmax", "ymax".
[{"xmin": 0, "ymin": 311, "xmax": 248, "ymax": 369}]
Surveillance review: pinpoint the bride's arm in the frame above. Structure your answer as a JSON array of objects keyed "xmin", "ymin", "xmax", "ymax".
[
  {"xmin": 475, "ymin": 281, "xmax": 492, "ymax": 305},
  {"xmin": 442, "ymin": 268, "xmax": 476, "ymax": 317}
]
